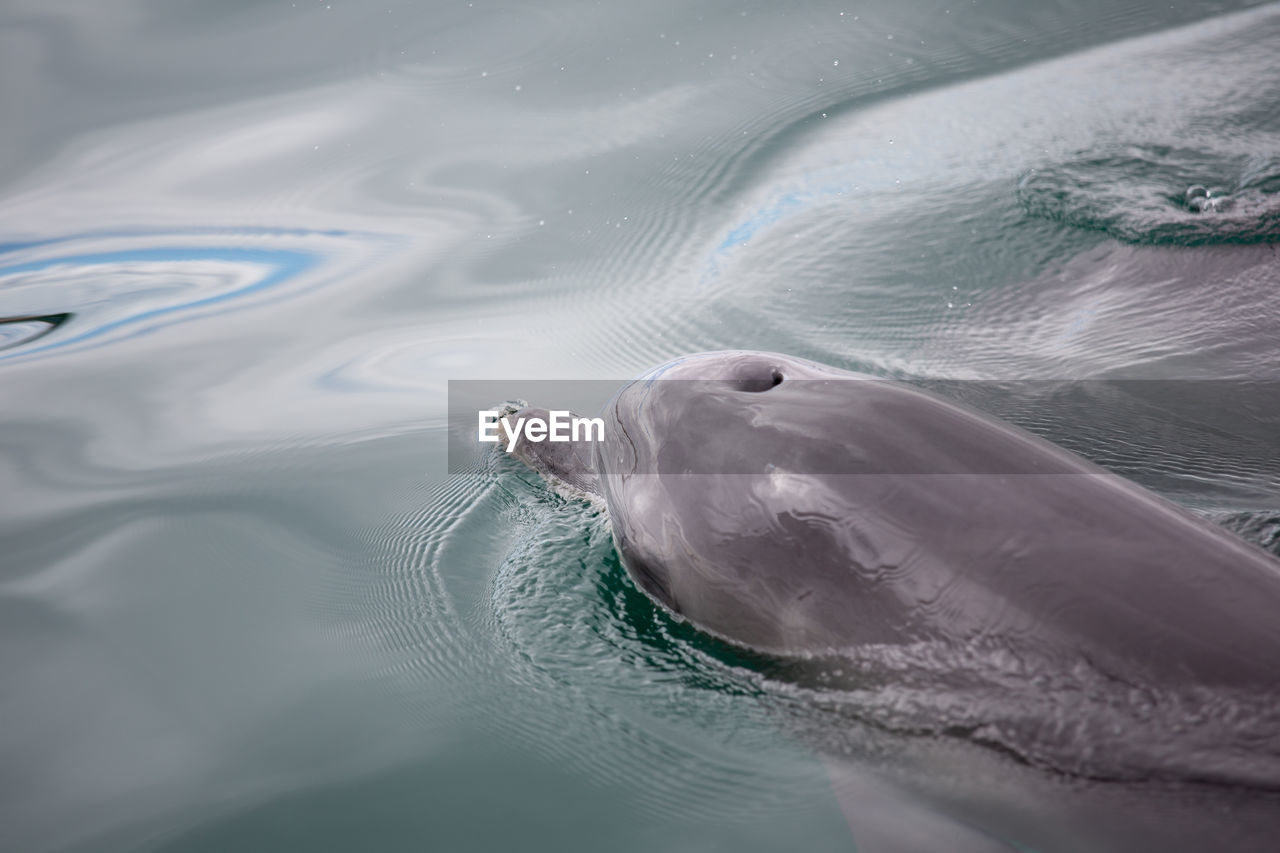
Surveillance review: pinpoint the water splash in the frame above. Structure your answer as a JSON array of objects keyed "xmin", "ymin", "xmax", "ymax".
[{"xmin": 1017, "ymin": 146, "xmax": 1280, "ymax": 245}]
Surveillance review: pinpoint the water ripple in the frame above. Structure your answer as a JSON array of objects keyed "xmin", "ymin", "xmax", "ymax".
[{"xmin": 480, "ymin": 464, "xmax": 835, "ymax": 821}]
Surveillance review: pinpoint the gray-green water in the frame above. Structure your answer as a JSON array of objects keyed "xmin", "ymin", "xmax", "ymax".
[{"xmin": 3, "ymin": 1, "xmax": 1279, "ymax": 851}]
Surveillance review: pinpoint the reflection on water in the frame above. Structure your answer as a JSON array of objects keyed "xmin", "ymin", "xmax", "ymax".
[
  {"xmin": 0, "ymin": 232, "xmax": 346, "ymax": 362},
  {"xmin": 0, "ymin": 312, "xmax": 69, "ymax": 352},
  {"xmin": 3, "ymin": 0, "xmax": 1280, "ymax": 851}
]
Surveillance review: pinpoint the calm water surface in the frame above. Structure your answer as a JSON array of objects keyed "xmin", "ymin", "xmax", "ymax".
[{"xmin": 3, "ymin": 1, "xmax": 1279, "ymax": 851}]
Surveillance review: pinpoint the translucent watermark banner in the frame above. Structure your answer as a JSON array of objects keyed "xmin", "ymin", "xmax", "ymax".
[{"xmin": 447, "ymin": 379, "xmax": 1280, "ymax": 483}]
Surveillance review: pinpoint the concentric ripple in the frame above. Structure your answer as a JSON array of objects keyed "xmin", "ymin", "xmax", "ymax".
[{"xmin": 355, "ymin": 448, "xmax": 836, "ymax": 824}]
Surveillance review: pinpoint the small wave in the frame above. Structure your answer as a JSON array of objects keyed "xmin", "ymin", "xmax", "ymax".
[
  {"xmin": 1208, "ymin": 510, "xmax": 1280, "ymax": 558},
  {"xmin": 1018, "ymin": 145, "xmax": 1280, "ymax": 245}
]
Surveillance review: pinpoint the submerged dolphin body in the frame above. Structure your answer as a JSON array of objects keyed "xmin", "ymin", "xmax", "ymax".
[{"xmin": 508, "ymin": 350, "xmax": 1280, "ymax": 689}]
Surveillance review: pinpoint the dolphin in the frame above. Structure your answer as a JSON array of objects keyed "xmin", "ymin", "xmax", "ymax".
[
  {"xmin": 502, "ymin": 350, "xmax": 1280, "ymax": 688},
  {"xmin": 498, "ymin": 350, "xmax": 1280, "ymax": 851}
]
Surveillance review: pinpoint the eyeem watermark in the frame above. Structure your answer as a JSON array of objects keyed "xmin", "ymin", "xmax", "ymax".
[
  {"xmin": 449, "ymin": 378, "xmax": 1280, "ymax": 477},
  {"xmin": 478, "ymin": 409, "xmax": 605, "ymax": 452}
]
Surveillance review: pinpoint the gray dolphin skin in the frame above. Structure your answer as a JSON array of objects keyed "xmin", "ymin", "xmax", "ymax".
[{"xmin": 508, "ymin": 350, "xmax": 1280, "ymax": 691}]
